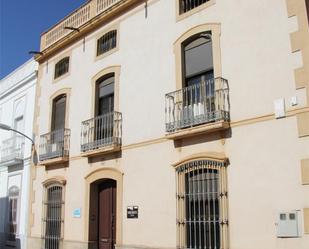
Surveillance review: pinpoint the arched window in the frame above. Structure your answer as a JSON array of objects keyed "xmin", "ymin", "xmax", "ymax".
[
  {"xmin": 52, "ymin": 94, "xmax": 66, "ymax": 131},
  {"xmin": 94, "ymin": 74, "xmax": 115, "ymax": 144},
  {"xmin": 8, "ymin": 186, "xmax": 19, "ymax": 241},
  {"xmin": 42, "ymin": 183, "xmax": 65, "ymax": 249},
  {"xmin": 175, "ymin": 159, "xmax": 228, "ymax": 249},
  {"xmin": 96, "ymin": 74, "xmax": 115, "ymax": 116},
  {"xmin": 97, "ymin": 30, "xmax": 117, "ymax": 56},
  {"xmin": 54, "ymin": 57, "xmax": 69, "ymax": 79}
]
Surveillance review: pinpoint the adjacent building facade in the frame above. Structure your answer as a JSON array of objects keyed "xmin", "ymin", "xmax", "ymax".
[
  {"xmin": 0, "ymin": 59, "xmax": 37, "ymax": 249},
  {"xmin": 29, "ymin": 1, "xmax": 309, "ymax": 249}
]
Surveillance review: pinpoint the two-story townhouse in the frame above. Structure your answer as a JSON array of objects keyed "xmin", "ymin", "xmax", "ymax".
[
  {"xmin": 0, "ymin": 58, "xmax": 38, "ymax": 249},
  {"xmin": 29, "ymin": 1, "xmax": 309, "ymax": 249}
]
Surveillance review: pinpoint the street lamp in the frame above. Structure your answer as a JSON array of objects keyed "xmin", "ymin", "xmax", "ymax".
[{"xmin": 0, "ymin": 123, "xmax": 38, "ymax": 165}]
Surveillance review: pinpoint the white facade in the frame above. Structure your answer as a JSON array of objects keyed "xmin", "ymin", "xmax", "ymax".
[{"xmin": 0, "ymin": 59, "xmax": 37, "ymax": 249}]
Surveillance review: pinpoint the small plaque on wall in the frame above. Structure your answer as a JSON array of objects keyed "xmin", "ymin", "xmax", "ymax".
[
  {"xmin": 127, "ymin": 206, "xmax": 138, "ymax": 219},
  {"xmin": 73, "ymin": 208, "xmax": 81, "ymax": 218}
]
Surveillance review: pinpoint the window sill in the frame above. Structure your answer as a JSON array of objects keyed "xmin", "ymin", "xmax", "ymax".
[
  {"xmin": 166, "ymin": 120, "xmax": 229, "ymax": 140},
  {"xmin": 81, "ymin": 144, "xmax": 121, "ymax": 157},
  {"xmin": 53, "ymin": 71, "xmax": 70, "ymax": 84},
  {"xmin": 39, "ymin": 156, "xmax": 69, "ymax": 166},
  {"xmin": 95, "ymin": 47, "xmax": 119, "ymax": 62}
]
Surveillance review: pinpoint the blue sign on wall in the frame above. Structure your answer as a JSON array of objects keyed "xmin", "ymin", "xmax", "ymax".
[{"xmin": 73, "ymin": 208, "xmax": 81, "ymax": 218}]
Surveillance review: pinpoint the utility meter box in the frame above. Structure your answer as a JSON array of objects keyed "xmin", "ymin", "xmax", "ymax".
[{"xmin": 277, "ymin": 211, "xmax": 300, "ymax": 237}]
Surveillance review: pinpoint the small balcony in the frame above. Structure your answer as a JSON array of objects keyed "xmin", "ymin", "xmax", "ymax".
[
  {"xmin": 165, "ymin": 77, "xmax": 230, "ymax": 139},
  {"xmin": 81, "ymin": 111, "xmax": 122, "ymax": 157},
  {"xmin": 39, "ymin": 129, "xmax": 70, "ymax": 165},
  {"xmin": 0, "ymin": 136, "xmax": 24, "ymax": 166}
]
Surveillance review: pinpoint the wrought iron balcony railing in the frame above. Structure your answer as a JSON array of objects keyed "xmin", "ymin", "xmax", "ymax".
[
  {"xmin": 165, "ymin": 77, "xmax": 230, "ymax": 133},
  {"xmin": 39, "ymin": 129, "xmax": 70, "ymax": 162},
  {"xmin": 81, "ymin": 111, "xmax": 122, "ymax": 153},
  {"xmin": 0, "ymin": 135, "xmax": 24, "ymax": 164}
]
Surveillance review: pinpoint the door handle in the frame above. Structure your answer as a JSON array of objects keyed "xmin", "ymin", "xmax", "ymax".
[{"xmin": 101, "ymin": 239, "xmax": 109, "ymax": 242}]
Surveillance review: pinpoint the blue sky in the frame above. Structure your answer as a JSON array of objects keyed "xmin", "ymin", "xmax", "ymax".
[{"xmin": 0, "ymin": 0, "xmax": 86, "ymax": 79}]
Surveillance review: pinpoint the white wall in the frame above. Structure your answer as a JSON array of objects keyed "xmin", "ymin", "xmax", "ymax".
[{"xmin": 0, "ymin": 58, "xmax": 37, "ymax": 249}]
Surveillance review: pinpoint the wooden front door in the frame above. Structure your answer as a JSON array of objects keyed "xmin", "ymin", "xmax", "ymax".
[{"xmin": 98, "ymin": 180, "xmax": 116, "ymax": 249}]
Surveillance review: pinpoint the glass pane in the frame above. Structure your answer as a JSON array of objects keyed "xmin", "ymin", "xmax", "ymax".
[
  {"xmin": 184, "ymin": 36, "xmax": 213, "ymax": 78},
  {"xmin": 52, "ymin": 95, "xmax": 66, "ymax": 130}
]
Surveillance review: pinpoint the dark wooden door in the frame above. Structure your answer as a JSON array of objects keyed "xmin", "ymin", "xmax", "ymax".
[{"xmin": 98, "ymin": 180, "xmax": 116, "ymax": 249}]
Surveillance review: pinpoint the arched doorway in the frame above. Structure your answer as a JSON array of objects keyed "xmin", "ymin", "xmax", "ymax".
[{"xmin": 89, "ymin": 179, "xmax": 117, "ymax": 249}]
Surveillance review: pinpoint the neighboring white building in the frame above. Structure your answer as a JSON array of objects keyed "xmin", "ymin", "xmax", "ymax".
[{"xmin": 0, "ymin": 59, "xmax": 37, "ymax": 249}]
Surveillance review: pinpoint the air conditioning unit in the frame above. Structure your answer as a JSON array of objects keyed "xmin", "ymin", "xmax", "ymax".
[{"xmin": 277, "ymin": 211, "xmax": 301, "ymax": 238}]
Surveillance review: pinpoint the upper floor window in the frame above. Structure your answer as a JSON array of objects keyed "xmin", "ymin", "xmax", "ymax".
[
  {"xmin": 97, "ymin": 30, "xmax": 117, "ymax": 56},
  {"xmin": 179, "ymin": 0, "xmax": 210, "ymax": 14},
  {"xmin": 54, "ymin": 57, "xmax": 69, "ymax": 79},
  {"xmin": 51, "ymin": 94, "xmax": 66, "ymax": 131}
]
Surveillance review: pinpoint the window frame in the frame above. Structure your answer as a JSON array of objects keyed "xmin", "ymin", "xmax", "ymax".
[
  {"xmin": 95, "ymin": 26, "xmax": 119, "ymax": 61},
  {"xmin": 54, "ymin": 56, "xmax": 70, "ymax": 80},
  {"xmin": 174, "ymin": 24, "xmax": 222, "ymax": 91},
  {"xmin": 175, "ymin": 158, "xmax": 228, "ymax": 249},
  {"xmin": 51, "ymin": 94, "xmax": 67, "ymax": 131},
  {"xmin": 96, "ymin": 30, "xmax": 117, "ymax": 57},
  {"xmin": 48, "ymin": 88, "xmax": 71, "ymax": 132},
  {"xmin": 95, "ymin": 73, "xmax": 115, "ymax": 116},
  {"xmin": 42, "ymin": 182, "xmax": 65, "ymax": 249},
  {"xmin": 176, "ymin": 0, "xmax": 216, "ymax": 21}
]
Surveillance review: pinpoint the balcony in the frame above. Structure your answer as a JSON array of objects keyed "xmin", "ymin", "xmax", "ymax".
[
  {"xmin": 81, "ymin": 111, "xmax": 122, "ymax": 157},
  {"xmin": 165, "ymin": 77, "xmax": 230, "ymax": 139},
  {"xmin": 39, "ymin": 129, "xmax": 70, "ymax": 165},
  {"xmin": 39, "ymin": 0, "xmax": 138, "ymax": 53},
  {"xmin": 0, "ymin": 136, "xmax": 24, "ymax": 166}
]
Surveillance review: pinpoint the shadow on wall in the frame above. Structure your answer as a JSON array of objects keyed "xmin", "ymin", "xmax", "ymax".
[
  {"xmin": 0, "ymin": 197, "xmax": 21, "ymax": 249},
  {"xmin": 173, "ymin": 128, "xmax": 232, "ymax": 148}
]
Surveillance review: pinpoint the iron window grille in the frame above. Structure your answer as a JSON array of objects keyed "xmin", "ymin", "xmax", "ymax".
[
  {"xmin": 42, "ymin": 184, "xmax": 65, "ymax": 249},
  {"xmin": 179, "ymin": 0, "xmax": 210, "ymax": 14},
  {"xmin": 54, "ymin": 57, "xmax": 70, "ymax": 79},
  {"xmin": 97, "ymin": 30, "xmax": 117, "ymax": 56},
  {"xmin": 175, "ymin": 159, "xmax": 228, "ymax": 249}
]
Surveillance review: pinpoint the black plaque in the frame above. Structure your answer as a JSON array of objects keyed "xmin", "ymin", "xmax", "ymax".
[{"xmin": 127, "ymin": 206, "xmax": 138, "ymax": 218}]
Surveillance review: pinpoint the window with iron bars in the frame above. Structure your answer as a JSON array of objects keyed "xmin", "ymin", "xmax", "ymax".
[
  {"xmin": 175, "ymin": 159, "xmax": 228, "ymax": 249},
  {"xmin": 42, "ymin": 184, "xmax": 64, "ymax": 249},
  {"xmin": 54, "ymin": 57, "xmax": 70, "ymax": 79},
  {"xmin": 97, "ymin": 30, "xmax": 117, "ymax": 56},
  {"xmin": 179, "ymin": 0, "xmax": 210, "ymax": 14}
]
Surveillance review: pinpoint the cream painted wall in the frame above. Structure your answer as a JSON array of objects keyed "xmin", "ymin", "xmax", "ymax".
[{"xmin": 32, "ymin": 0, "xmax": 309, "ymax": 249}]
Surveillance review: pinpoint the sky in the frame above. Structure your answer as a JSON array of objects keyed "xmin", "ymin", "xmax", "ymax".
[{"xmin": 0, "ymin": 0, "xmax": 87, "ymax": 79}]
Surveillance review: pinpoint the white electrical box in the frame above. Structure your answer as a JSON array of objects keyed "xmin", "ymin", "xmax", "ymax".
[
  {"xmin": 274, "ymin": 98, "xmax": 286, "ymax": 119},
  {"xmin": 291, "ymin": 96, "xmax": 298, "ymax": 106},
  {"xmin": 277, "ymin": 211, "xmax": 300, "ymax": 238}
]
